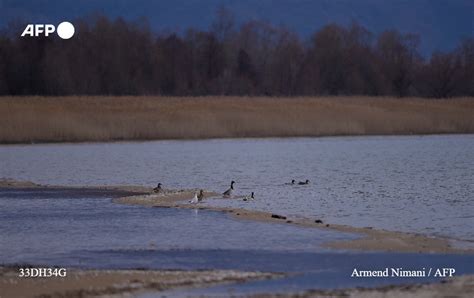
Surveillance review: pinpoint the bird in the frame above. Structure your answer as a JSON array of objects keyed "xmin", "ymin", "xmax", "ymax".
[
  {"xmin": 298, "ymin": 179, "xmax": 310, "ymax": 185},
  {"xmin": 153, "ymin": 183, "xmax": 162, "ymax": 193},
  {"xmin": 197, "ymin": 189, "xmax": 204, "ymax": 202},
  {"xmin": 223, "ymin": 180, "xmax": 235, "ymax": 198},
  {"xmin": 243, "ymin": 192, "xmax": 255, "ymax": 201},
  {"xmin": 285, "ymin": 179, "xmax": 296, "ymax": 185},
  {"xmin": 189, "ymin": 192, "xmax": 199, "ymax": 204}
]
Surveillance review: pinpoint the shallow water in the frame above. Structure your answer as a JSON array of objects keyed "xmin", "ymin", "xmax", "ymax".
[
  {"xmin": 154, "ymin": 251, "xmax": 474, "ymax": 297},
  {"xmin": 1, "ymin": 189, "xmax": 473, "ymax": 294},
  {"xmin": 1, "ymin": 135, "xmax": 473, "ymax": 240},
  {"xmin": 0, "ymin": 188, "xmax": 354, "ymax": 266}
]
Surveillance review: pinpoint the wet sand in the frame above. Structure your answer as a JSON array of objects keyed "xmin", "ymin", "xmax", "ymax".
[
  {"xmin": 2, "ymin": 265, "xmax": 472, "ymax": 298},
  {"xmin": 2, "ymin": 178, "xmax": 472, "ymax": 254},
  {"xmin": 0, "ymin": 178, "xmax": 150, "ymax": 194},
  {"xmin": 114, "ymin": 190, "xmax": 474, "ymax": 254},
  {"xmin": 2, "ymin": 179, "xmax": 473, "ymax": 297},
  {"xmin": 0, "ymin": 267, "xmax": 279, "ymax": 298}
]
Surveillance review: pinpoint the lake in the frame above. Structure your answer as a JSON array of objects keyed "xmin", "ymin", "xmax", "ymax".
[
  {"xmin": 1, "ymin": 188, "xmax": 473, "ymax": 295},
  {"xmin": 1, "ymin": 135, "xmax": 473, "ymax": 241}
]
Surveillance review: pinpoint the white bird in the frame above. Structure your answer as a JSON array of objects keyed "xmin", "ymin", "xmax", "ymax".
[
  {"xmin": 223, "ymin": 180, "xmax": 235, "ymax": 198},
  {"xmin": 189, "ymin": 192, "xmax": 199, "ymax": 204},
  {"xmin": 243, "ymin": 192, "xmax": 255, "ymax": 201}
]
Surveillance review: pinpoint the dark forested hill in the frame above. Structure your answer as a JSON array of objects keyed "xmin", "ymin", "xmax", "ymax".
[{"xmin": 1, "ymin": 0, "xmax": 472, "ymax": 55}]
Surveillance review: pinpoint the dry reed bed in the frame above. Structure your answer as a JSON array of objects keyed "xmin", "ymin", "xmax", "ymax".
[{"xmin": 0, "ymin": 96, "xmax": 473, "ymax": 143}]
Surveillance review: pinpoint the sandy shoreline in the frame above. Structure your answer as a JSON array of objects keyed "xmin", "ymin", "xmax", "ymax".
[
  {"xmin": 2, "ymin": 179, "xmax": 473, "ymax": 297},
  {"xmin": 2, "ymin": 266, "xmax": 472, "ymax": 298},
  {"xmin": 0, "ymin": 178, "xmax": 150, "ymax": 194},
  {"xmin": 0, "ymin": 266, "xmax": 280, "ymax": 298},
  {"xmin": 1, "ymin": 178, "xmax": 472, "ymax": 254},
  {"xmin": 113, "ymin": 190, "xmax": 473, "ymax": 255}
]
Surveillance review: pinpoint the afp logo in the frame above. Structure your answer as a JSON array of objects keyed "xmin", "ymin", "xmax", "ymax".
[{"xmin": 21, "ymin": 21, "xmax": 75, "ymax": 39}]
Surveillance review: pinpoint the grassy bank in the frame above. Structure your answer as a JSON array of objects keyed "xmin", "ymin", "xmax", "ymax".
[{"xmin": 0, "ymin": 96, "xmax": 473, "ymax": 143}]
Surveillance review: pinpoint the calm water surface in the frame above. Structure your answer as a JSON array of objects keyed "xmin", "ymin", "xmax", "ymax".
[
  {"xmin": 1, "ymin": 189, "xmax": 473, "ymax": 294},
  {"xmin": 1, "ymin": 135, "xmax": 473, "ymax": 240},
  {"xmin": 0, "ymin": 189, "xmax": 353, "ymax": 265}
]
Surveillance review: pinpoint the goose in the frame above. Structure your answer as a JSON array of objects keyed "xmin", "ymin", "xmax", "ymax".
[
  {"xmin": 243, "ymin": 192, "xmax": 255, "ymax": 201},
  {"xmin": 189, "ymin": 192, "xmax": 199, "ymax": 204},
  {"xmin": 153, "ymin": 183, "xmax": 162, "ymax": 193},
  {"xmin": 298, "ymin": 179, "xmax": 310, "ymax": 185},
  {"xmin": 223, "ymin": 181, "xmax": 235, "ymax": 198},
  {"xmin": 197, "ymin": 189, "xmax": 204, "ymax": 202}
]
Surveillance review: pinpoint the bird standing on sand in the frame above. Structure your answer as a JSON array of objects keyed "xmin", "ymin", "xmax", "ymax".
[
  {"xmin": 197, "ymin": 189, "xmax": 204, "ymax": 202},
  {"xmin": 298, "ymin": 180, "xmax": 310, "ymax": 185},
  {"xmin": 243, "ymin": 192, "xmax": 255, "ymax": 201},
  {"xmin": 223, "ymin": 181, "xmax": 235, "ymax": 198},
  {"xmin": 189, "ymin": 192, "xmax": 199, "ymax": 204},
  {"xmin": 153, "ymin": 183, "xmax": 162, "ymax": 193}
]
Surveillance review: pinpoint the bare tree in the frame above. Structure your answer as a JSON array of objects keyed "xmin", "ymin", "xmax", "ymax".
[
  {"xmin": 0, "ymin": 13, "xmax": 471, "ymax": 97},
  {"xmin": 376, "ymin": 30, "xmax": 421, "ymax": 97}
]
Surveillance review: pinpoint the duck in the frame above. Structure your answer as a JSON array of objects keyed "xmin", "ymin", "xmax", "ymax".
[
  {"xmin": 285, "ymin": 179, "xmax": 296, "ymax": 185},
  {"xmin": 223, "ymin": 180, "xmax": 235, "ymax": 198},
  {"xmin": 298, "ymin": 179, "xmax": 310, "ymax": 185},
  {"xmin": 197, "ymin": 189, "xmax": 204, "ymax": 202},
  {"xmin": 153, "ymin": 183, "xmax": 162, "ymax": 193},
  {"xmin": 189, "ymin": 192, "xmax": 199, "ymax": 204},
  {"xmin": 243, "ymin": 192, "xmax": 255, "ymax": 201}
]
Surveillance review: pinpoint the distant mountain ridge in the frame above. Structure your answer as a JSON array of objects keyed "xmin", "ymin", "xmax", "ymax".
[{"xmin": 1, "ymin": 0, "xmax": 472, "ymax": 55}]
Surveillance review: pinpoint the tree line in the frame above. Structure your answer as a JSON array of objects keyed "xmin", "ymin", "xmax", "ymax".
[{"xmin": 0, "ymin": 10, "xmax": 473, "ymax": 97}]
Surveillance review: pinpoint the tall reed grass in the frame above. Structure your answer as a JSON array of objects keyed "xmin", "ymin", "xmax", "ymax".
[{"xmin": 0, "ymin": 96, "xmax": 473, "ymax": 143}]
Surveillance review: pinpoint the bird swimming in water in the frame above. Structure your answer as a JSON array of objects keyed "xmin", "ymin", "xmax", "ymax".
[
  {"xmin": 153, "ymin": 183, "xmax": 162, "ymax": 193},
  {"xmin": 285, "ymin": 179, "xmax": 296, "ymax": 185},
  {"xmin": 243, "ymin": 192, "xmax": 255, "ymax": 201},
  {"xmin": 189, "ymin": 192, "xmax": 199, "ymax": 204},
  {"xmin": 223, "ymin": 181, "xmax": 235, "ymax": 198},
  {"xmin": 298, "ymin": 180, "xmax": 310, "ymax": 185},
  {"xmin": 197, "ymin": 189, "xmax": 204, "ymax": 202}
]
